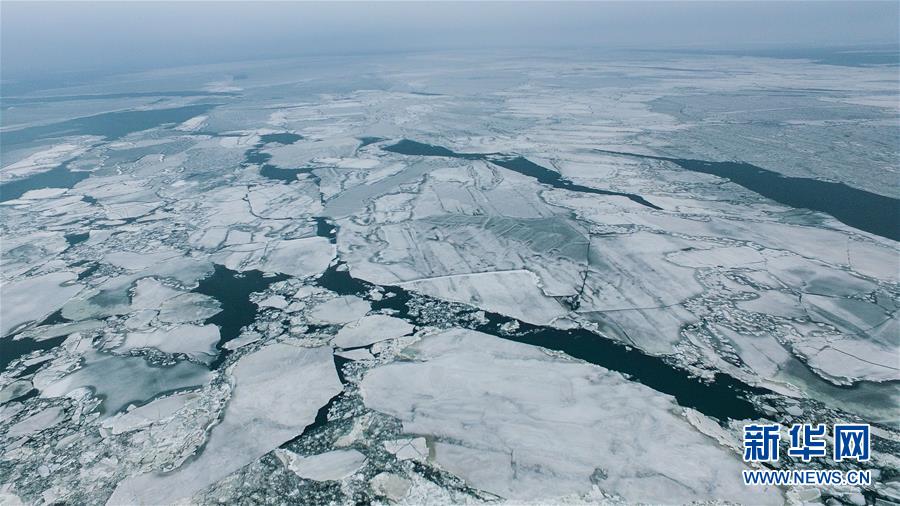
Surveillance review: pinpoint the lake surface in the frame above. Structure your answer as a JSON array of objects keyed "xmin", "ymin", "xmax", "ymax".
[{"xmin": 596, "ymin": 150, "xmax": 900, "ymax": 242}]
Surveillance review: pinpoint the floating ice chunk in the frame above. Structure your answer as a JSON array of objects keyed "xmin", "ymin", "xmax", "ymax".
[
  {"xmin": 2, "ymin": 231, "xmax": 71, "ymax": 278},
  {"xmin": 107, "ymin": 344, "xmax": 341, "ymax": 505},
  {"xmin": 175, "ymin": 115, "xmax": 208, "ymax": 132},
  {"xmin": 332, "ymin": 315, "xmax": 414, "ymax": 349},
  {"xmin": 0, "ymin": 488, "xmax": 25, "ymax": 506},
  {"xmin": 1, "ymin": 141, "xmax": 93, "ymax": 179},
  {"xmin": 104, "ymin": 249, "xmax": 182, "ymax": 271},
  {"xmin": 257, "ymin": 295, "xmax": 288, "ymax": 309},
  {"xmin": 799, "ymin": 338, "xmax": 900, "ymax": 384},
  {"xmin": 225, "ymin": 229, "xmax": 253, "ymax": 246},
  {"xmin": 246, "ymin": 185, "xmax": 322, "ymax": 219},
  {"xmin": 802, "ymin": 294, "xmax": 891, "ymax": 337},
  {"xmin": 1, "ymin": 272, "xmax": 82, "ymax": 336},
  {"xmin": 399, "ymin": 270, "xmax": 566, "ymax": 326},
  {"xmin": 335, "ymin": 348, "xmax": 374, "ymax": 361},
  {"xmin": 331, "ymin": 157, "xmax": 380, "ymax": 169},
  {"xmin": 276, "ymin": 449, "xmax": 367, "ymax": 481},
  {"xmin": 582, "ymin": 232, "xmax": 702, "ymax": 311},
  {"xmin": 308, "ymin": 296, "xmax": 370, "ymax": 324},
  {"xmin": 361, "ymin": 329, "xmax": 781, "ymax": 504},
  {"xmin": 737, "ymin": 290, "xmax": 806, "ymax": 319},
  {"xmin": 258, "ymin": 237, "xmax": 335, "ymax": 278},
  {"xmin": 157, "ymin": 293, "xmax": 221, "ymax": 324},
  {"xmin": 222, "ymin": 332, "xmax": 261, "ymax": 351},
  {"xmin": 582, "ymin": 304, "xmax": 697, "ymax": 355},
  {"xmin": 383, "ymin": 437, "xmax": 428, "ymax": 462},
  {"xmin": 62, "ymin": 259, "xmax": 213, "ymax": 321},
  {"xmin": 36, "ymin": 351, "xmax": 212, "ymax": 415},
  {"xmin": 19, "ymin": 188, "xmax": 69, "ymax": 200},
  {"xmin": 666, "ymin": 245, "xmax": 766, "ymax": 268},
  {"xmin": 130, "ymin": 278, "xmax": 181, "ymax": 309},
  {"xmin": 716, "ymin": 326, "xmax": 796, "ymax": 383},
  {"xmin": 370, "ymin": 472, "xmax": 411, "ymax": 501},
  {"xmin": 0, "ymin": 380, "xmax": 33, "ymax": 404},
  {"xmin": 118, "ymin": 324, "xmax": 219, "ymax": 359},
  {"xmin": 764, "ymin": 254, "xmax": 876, "ymax": 297},
  {"xmin": 848, "ymin": 240, "xmax": 899, "ymax": 283},
  {"xmin": 16, "ymin": 319, "xmax": 105, "ymax": 342},
  {"xmin": 189, "ymin": 226, "xmax": 228, "ymax": 250},
  {"xmin": 102, "ymin": 201, "xmax": 161, "ymax": 220},
  {"xmin": 7, "ymin": 406, "xmax": 66, "ymax": 438},
  {"xmin": 101, "ymin": 392, "xmax": 198, "ymax": 435}
]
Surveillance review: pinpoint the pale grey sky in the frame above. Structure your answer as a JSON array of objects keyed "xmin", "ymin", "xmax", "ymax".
[{"xmin": 2, "ymin": 1, "xmax": 898, "ymax": 79}]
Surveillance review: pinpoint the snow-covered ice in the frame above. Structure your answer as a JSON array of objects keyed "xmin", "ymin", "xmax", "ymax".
[
  {"xmin": 107, "ymin": 344, "xmax": 341, "ymax": 504},
  {"xmin": 1, "ymin": 272, "xmax": 82, "ymax": 336},
  {"xmin": 361, "ymin": 329, "xmax": 782, "ymax": 504}
]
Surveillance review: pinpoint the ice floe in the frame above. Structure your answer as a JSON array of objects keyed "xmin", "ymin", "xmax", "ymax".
[
  {"xmin": 361, "ymin": 328, "xmax": 781, "ymax": 504},
  {"xmin": 107, "ymin": 343, "xmax": 341, "ymax": 504},
  {"xmin": 276, "ymin": 449, "xmax": 367, "ymax": 482},
  {"xmin": 332, "ymin": 314, "xmax": 414, "ymax": 349},
  {"xmin": 1, "ymin": 272, "xmax": 82, "ymax": 336},
  {"xmin": 308, "ymin": 295, "xmax": 371, "ymax": 324}
]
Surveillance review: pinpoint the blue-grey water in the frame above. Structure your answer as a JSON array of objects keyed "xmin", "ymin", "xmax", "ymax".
[
  {"xmin": 0, "ymin": 162, "xmax": 90, "ymax": 202},
  {"xmin": 597, "ymin": 150, "xmax": 900, "ymax": 242},
  {"xmin": 192, "ymin": 265, "xmax": 289, "ymax": 369},
  {"xmin": 0, "ymin": 103, "xmax": 218, "ymax": 148}
]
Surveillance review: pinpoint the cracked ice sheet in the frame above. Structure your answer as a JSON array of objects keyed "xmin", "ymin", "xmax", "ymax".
[
  {"xmin": 361, "ymin": 328, "xmax": 781, "ymax": 504},
  {"xmin": 399, "ymin": 270, "xmax": 568, "ymax": 326},
  {"xmin": 108, "ymin": 343, "xmax": 341, "ymax": 505}
]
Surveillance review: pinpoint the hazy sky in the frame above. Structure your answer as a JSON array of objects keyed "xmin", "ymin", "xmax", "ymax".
[{"xmin": 2, "ymin": 1, "xmax": 898, "ymax": 79}]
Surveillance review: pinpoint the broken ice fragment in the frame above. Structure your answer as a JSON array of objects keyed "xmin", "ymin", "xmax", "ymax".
[
  {"xmin": 276, "ymin": 449, "xmax": 367, "ymax": 481},
  {"xmin": 332, "ymin": 314, "xmax": 413, "ymax": 349}
]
